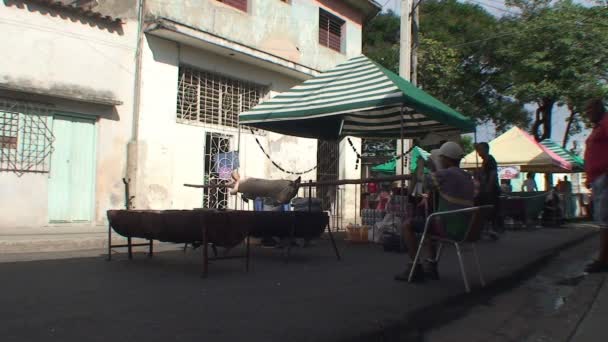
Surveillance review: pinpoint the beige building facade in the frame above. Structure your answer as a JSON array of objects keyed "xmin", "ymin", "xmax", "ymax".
[{"xmin": 0, "ymin": 0, "xmax": 380, "ymax": 231}]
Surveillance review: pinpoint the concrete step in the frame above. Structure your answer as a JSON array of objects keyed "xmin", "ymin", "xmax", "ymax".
[{"xmin": 0, "ymin": 232, "xmax": 150, "ymax": 254}]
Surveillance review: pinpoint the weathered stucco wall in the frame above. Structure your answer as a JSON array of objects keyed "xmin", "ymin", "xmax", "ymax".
[
  {"xmin": 133, "ymin": 35, "xmax": 318, "ymax": 210},
  {"xmin": 0, "ymin": 0, "xmax": 368, "ymax": 229},
  {"xmin": 144, "ymin": 0, "xmax": 363, "ymax": 71},
  {"xmin": 0, "ymin": 173, "xmax": 48, "ymax": 228},
  {"xmin": 0, "ymin": 1, "xmax": 138, "ymax": 228}
]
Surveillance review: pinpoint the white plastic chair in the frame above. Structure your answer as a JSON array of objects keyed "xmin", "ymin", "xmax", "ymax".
[{"xmin": 408, "ymin": 205, "xmax": 494, "ymax": 293}]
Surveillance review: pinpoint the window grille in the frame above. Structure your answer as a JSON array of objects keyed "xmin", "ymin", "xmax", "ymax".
[
  {"xmin": 0, "ymin": 98, "xmax": 54, "ymax": 175},
  {"xmin": 176, "ymin": 66, "xmax": 268, "ymax": 130},
  {"xmin": 319, "ymin": 9, "xmax": 345, "ymax": 53},
  {"xmin": 216, "ymin": 0, "xmax": 248, "ymax": 12},
  {"xmin": 203, "ymin": 132, "xmax": 232, "ymax": 209}
]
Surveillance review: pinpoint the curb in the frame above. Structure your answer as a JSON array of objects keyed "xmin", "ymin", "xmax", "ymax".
[
  {"xmin": 340, "ymin": 229, "xmax": 598, "ymax": 342},
  {"xmin": 0, "ymin": 235, "xmax": 149, "ymax": 254}
]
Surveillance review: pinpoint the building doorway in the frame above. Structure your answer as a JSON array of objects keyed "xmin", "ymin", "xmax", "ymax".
[{"xmin": 48, "ymin": 114, "xmax": 96, "ymax": 222}]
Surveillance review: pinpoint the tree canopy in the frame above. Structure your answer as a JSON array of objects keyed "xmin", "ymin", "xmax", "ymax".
[
  {"xmin": 362, "ymin": 0, "xmax": 608, "ymax": 145},
  {"xmin": 499, "ymin": 0, "xmax": 608, "ymax": 142}
]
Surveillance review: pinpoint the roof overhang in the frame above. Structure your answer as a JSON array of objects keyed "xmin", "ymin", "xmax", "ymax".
[
  {"xmin": 23, "ymin": 0, "xmax": 123, "ymax": 25},
  {"xmin": 0, "ymin": 82, "xmax": 122, "ymax": 106},
  {"xmin": 346, "ymin": 0, "xmax": 383, "ymax": 22},
  {"xmin": 145, "ymin": 18, "xmax": 321, "ymax": 81}
]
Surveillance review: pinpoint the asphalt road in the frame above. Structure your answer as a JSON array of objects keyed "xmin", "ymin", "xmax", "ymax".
[
  {"xmin": 423, "ymin": 235, "xmax": 599, "ymax": 342},
  {"xmin": 0, "ymin": 226, "xmax": 596, "ymax": 342}
]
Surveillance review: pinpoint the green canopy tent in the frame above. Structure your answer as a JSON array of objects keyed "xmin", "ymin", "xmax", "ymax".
[
  {"xmin": 540, "ymin": 139, "xmax": 585, "ymax": 172},
  {"xmin": 239, "ymin": 55, "xmax": 475, "ymax": 140},
  {"xmin": 371, "ymin": 146, "xmax": 431, "ymax": 174},
  {"xmin": 371, "ymin": 159, "xmax": 396, "ymax": 174}
]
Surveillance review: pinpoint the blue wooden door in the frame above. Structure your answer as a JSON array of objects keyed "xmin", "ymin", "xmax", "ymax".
[{"xmin": 48, "ymin": 115, "xmax": 96, "ymax": 222}]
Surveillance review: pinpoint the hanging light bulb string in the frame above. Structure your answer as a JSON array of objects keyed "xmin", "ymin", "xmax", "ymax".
[
  {"xmin": 249, "ymin": 128, "xmax": 317, "ymax": 175},
  {"xmin": 348, "ymin": 138, "xmax": 419, "ymax": 170},
  {"xmin": 248, "ymin": 130, "xmax": 418, "ymax": 175}
]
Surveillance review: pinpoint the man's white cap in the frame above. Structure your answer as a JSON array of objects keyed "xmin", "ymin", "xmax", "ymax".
[{"xmin": 439, "ymin": 141, "xmax": 464, "ymax": 160}]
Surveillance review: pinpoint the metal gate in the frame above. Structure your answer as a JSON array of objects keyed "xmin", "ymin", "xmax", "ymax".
[
  {"xmin": 202, "ymin": 132, "xmax": 232, "ymax": 209},
  {"xmin": 317, "ymin": 140, "xmax": 342, "ymax": 229}
]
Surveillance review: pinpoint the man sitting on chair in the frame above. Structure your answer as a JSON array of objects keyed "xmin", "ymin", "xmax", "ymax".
[{"xmin": 395, "ymin": 141, "xmax": 475, "ymax": 282}]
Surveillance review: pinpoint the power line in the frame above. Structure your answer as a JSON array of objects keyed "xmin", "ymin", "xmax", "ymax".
[
  {"xmin": 447, "ymin": 10, "xmax": 600, "ymax": 48},
  {"xmin": 465, "ymin": 0, "xmax": 521, "ymax": 15}
]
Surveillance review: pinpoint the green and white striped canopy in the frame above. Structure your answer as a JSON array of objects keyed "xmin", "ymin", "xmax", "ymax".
[
  {"xmin": 540, "ymin": 139, "xmax": 585, "ymax": 172},
  {"xmin": 239, "ymin": 55, "xmax": 475, "ymax": 140}
]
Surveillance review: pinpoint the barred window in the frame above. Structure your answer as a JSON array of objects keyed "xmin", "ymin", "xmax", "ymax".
[
  {"xmin": 0, "ymin": 99, "xmax": 54, "ymax": 175},
  {"xmin": 319, "ymin": 9, "xmax": 345, "ymax": 53},
  {"xmin": 176, "ymin": 66, "xmax": 268, "ymax": 129}
]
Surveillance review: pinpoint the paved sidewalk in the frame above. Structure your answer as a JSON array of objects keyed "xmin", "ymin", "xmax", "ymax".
[
  {"xmin": 0, "ymin": 225, "xmax": 597, "ymax": 342},
  {"xmin": 569, "ymin": 274, "xmax": 608, "ymax": 342},
  {"xmin": 0, "ymin": 224, "xmax": 145, "ymax": 254}
]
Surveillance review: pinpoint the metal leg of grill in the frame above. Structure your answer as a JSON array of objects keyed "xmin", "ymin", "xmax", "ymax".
[
  {"xmin": 107, "ymin": 224, "xmax": 112, "ymax": 261},
  {"xmin": 202, "ymin": 226, "xmax": 209, "ymax": 278},
  {"xmin": 127, "ymin": 237, "xmax": 133, "ymax": 260},
  {"xmin": 326, "ymin": 223, "xmax": 341, "ymax": 261},
  {"xmin": 245, "ymin": 235, "xmax": 250, "ymax": 272}
]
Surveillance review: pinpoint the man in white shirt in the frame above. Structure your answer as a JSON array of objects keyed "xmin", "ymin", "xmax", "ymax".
[{"xmin": 522, "ymin": 173, "xmax": 538, "ymax": 192}]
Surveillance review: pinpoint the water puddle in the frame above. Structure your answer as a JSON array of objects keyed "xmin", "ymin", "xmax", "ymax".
[{"xmin": 553, "ymin": 296, "xmax": 566, "ymax": 310}]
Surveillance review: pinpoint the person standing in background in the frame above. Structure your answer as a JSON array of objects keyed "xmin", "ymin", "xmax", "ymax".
[
  {"xmin": 522, "ymin": 173, "xmax": 539, "ymax": 192},
  {"xmin": 475, "ymin": 142, "xmax": 502, "ymax": 235},
  {"xmin": 500, "ymin": 179, "xmax": 512, "ymax": 194},
  {"xmin": 583, "ymin": 98, "xmax": 608, "ymax": 273},
  {"xmin": 561, "ymin": 176, "xmax": 574, "ymax": 218}
]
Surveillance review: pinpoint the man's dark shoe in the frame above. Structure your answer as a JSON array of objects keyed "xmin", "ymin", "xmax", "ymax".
[
  {"xmin": 584, "ymin": 260, "xmax": 608, "ymax": 273},
  {"xmin": 395, "ymin": 263, "xmax": 425, "ymax": 282}
]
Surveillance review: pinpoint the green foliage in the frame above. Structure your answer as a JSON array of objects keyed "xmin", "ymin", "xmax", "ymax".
[
  {"xmin": 460, "ymin": 135, "xmax": 475, "ymax": 155},
  {"xmin": 363, "ymin": 1, "xmax": 529, "ymax": 132},
  {"xmin": 362, "ymin": 0, "xmax": 608, "ymax": 143},
  {"xmin": 499, "ymin": 0, "xmax": 608, "ymax": 141},
  {"xmin": 362, "ymin": 11, "xmax": 400, "ymax": 71}
]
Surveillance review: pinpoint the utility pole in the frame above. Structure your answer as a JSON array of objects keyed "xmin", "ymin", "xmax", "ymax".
[
  {"xmin": 411, "ymin": 1, "xmax": 419, "ymax": 86},
  {"xmin": 399, "ymin": 0, "xmax": 412, "ymax": 81},
  {"xmin": 397, "ymin": 0, "xmax": 413, "ymax": 181}
]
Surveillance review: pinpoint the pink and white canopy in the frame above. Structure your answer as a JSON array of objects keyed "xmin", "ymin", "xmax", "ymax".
[{"xmin": 461, "ymin": 127, "xmax": 572, "ymax": 172}]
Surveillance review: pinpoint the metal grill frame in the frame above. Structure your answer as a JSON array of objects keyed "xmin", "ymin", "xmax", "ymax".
[
  {"xmin": 176, "ymin": 66, "xmax": 268, "ymax": 132},
  {"xmin": 0, "ymin": 98, "xmax": 54, "ymax": 175}
]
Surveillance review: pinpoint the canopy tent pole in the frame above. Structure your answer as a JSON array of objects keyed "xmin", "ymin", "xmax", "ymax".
[
  {"xmin": 400, "ymin": 106, "xmax": 405, "ymax": 185},
  {"xmin": 354, "ymin": 183, "xmax": 358, "ymax": 226},
  {"xmin": 474, "ymin": 129, "xmax": 479, "ymax": 169},
  {"xmin": 400, "ymin": 105, "xmax": 405, "ymax": 216},
  {"xmin": 235, "ymin": 124, "xmax": 242, "ymax": 210}
]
